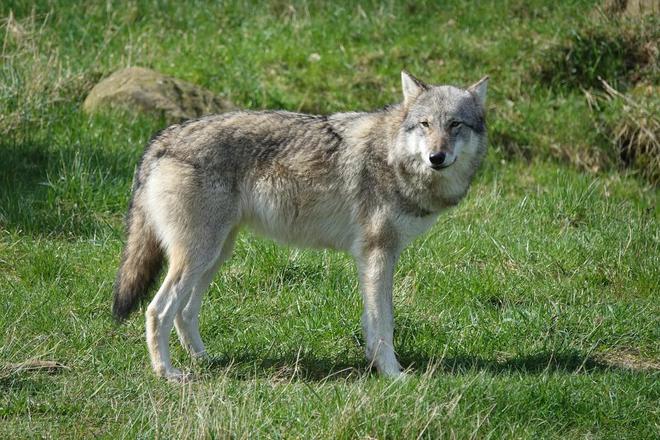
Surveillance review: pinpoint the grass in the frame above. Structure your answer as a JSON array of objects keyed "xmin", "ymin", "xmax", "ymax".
[
  {"xmin": 535, "ymin": 11, "xmax": 658, "ymax": 92},
  {"xmin": 1, "ymin": 1, "xmax": 658, "ymax": 438}
]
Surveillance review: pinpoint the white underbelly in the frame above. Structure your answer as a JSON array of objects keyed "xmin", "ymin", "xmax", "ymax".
[{"xmin": 241, "ymin": 198, "xmax": 356, "ymax": 251}]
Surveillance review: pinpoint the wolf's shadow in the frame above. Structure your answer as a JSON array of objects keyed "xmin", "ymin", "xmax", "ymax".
[{"xmin": 200, "ymin": 347, "xmax": 621, "ymax": 382}]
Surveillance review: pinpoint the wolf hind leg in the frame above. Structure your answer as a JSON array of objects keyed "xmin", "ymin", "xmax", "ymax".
[
  {"xmin": 174, "ymin": 227, "xmax": 239, "ymax": 359},
  {"xmin": 172, "ymin": 267, "xmax": 217, "ymax": 360},
  {"xmin": 145, "ymin": 253, "xmax": 205, "ymax": 381},
  {"xmin": 146, "ymin": 224, "xmax": 234, "ymax": 381}
]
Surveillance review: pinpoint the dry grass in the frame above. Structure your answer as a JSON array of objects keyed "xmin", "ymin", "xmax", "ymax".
[
  {"xmin": 602, "ymin": 0, "xmax": 660, "ymax": 19},
  {"xmin": 534, "ymin": 12, "xmax": 658, "ymax": 91},
  {"xmin": 0, "ymin": 11, "xmax": 98, "ymax": 137},
  {"xmin": 523, "ymin": 7, "xmax": 658, "ymax": 184},
  {"xmin": 585, "ymin": 80, "xmax": 660, "ymax": 185}
]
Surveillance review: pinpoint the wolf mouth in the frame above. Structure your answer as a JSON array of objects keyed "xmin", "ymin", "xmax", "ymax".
[{"xmin": 430, "ymin": 158, "xmax": 457, "ymax": 170}]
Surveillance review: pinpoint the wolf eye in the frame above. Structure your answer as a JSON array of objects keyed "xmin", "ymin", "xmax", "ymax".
[
  {"xmin": 449, "ymin": 121, "xmax": 462, "ymax": 129},
  {"xmin": 419, "ymin": 121, "xmax": 430, "ymax": 128}
]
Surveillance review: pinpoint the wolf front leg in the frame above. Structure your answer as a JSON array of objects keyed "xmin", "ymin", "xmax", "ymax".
[{"xmin": 355, "ymin": 247, "xmax": 403, "ymax": 377}]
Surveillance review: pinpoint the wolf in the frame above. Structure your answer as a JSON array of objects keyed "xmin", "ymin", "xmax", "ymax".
[{"xmin": 113, "ymin": 71, "xmax": 488, "ymax": 380}]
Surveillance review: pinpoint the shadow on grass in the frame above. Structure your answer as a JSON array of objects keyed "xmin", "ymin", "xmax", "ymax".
[
  {"xmin": 200, "ymin": 351, "xmax": 364, "ymax": 382},
  {"xmin": 400, "ymin": 349, "xmax": 616, "ymax": 376},
  {"xmin": 0, "ymin": 138, "xmax": 134, "ymax": 238},
  {"xmin": 0, "ymin": 366, "xmax": 68, "ymax": 392},
  {"xmin": 0, "ymin": 347, "xmax": 636, "ymax": 391},
  {"xmin": 199, "ymin": 347, "xmax": 624, "ymax": 382},
  {"xmin": 0, "ymin": 109, "xmax": 166, "ymax": 238}
]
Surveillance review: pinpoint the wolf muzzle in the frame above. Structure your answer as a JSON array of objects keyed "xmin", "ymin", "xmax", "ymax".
[{"xmin": 429, "ymin": 151, "xmax": 456, "ymax": 170}]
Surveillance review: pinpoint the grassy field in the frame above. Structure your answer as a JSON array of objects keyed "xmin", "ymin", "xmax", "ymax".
[{"xmin": 1, "ymin": 1, "xmax": 658, "ymax": 438}]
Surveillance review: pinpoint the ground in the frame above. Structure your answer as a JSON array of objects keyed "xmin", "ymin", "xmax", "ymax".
[{"xmin": 0, "ymin": 1, "xmax": 658, "ymax": 438}]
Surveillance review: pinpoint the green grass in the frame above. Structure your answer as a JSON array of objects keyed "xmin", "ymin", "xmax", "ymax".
[{"xmin": 1, "ymin": 1, "xmax": 658, "ymax": 438}]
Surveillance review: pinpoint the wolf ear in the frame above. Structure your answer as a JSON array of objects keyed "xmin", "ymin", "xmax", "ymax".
[
  {"xmin": 468, "ymin": 76, "xmax": 489, "ymax": 107},
  {"xmin": 401, "ymin": 70, "xmax": 428, "ymax": 105}
]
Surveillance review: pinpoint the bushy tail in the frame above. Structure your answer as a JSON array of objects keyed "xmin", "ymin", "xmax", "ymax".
[{"xmin": 113, "ymin": 199, "xmax": 164, "ymax": 321}]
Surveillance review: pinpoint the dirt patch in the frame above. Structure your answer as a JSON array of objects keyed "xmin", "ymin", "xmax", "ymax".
[
  {"xmin": 596, "ymin": 348, "xmax": 660, "ymax": 371},
  {"xmin": 1, "ymin": 359, "xmax": 70, "ymax": 378}
]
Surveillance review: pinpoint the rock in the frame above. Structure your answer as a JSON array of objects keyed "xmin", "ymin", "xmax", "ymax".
[{"xmin": 83, "ymin": 67, "xmax": 233, "ymax": 122}]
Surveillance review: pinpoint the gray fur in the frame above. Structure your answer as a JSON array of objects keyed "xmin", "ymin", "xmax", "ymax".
[{"xmin": 113, "ymin": 71, "xmax": 489, "ymax": 379}]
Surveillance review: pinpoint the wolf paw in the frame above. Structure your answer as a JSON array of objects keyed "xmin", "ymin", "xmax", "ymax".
[
  {"xmin": 190, "ymin": 351, "xmax": 210, "ymax": 362},
  {"xmin": 377, "ymin": 363, "xmax": 405, "ymax": 378},
  {"xmin": 164, "ymin": 368, "xmax": 193, "ymax": 383},
  {"xmin": 371, "ymin": 353, "xmax": 404, "ymax": 378}
]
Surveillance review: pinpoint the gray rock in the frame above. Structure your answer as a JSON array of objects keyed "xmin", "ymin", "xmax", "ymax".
[{"xmin": 83, "ymin": 67, "xmax": 233, "ymax": 122}]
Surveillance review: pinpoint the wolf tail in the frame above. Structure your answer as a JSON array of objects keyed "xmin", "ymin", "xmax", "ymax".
[{"xmin": 112, "ymin": 194, "xmax": 164, "ymax": 321}]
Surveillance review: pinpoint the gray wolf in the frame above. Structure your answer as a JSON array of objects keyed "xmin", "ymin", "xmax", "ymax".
[{"xmin": 113, "ymin": 71, "xmax": 489, "ymax": 380}]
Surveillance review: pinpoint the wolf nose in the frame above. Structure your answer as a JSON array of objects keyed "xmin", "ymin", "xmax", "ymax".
[{"xmin": 429, "ymin": 151, "xmax": 447, "ymax": 166}]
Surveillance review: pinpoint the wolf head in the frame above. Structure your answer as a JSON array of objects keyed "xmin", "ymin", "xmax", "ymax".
[{"xmin": 393, "ymin": 71, "xmax": 488, "ymax": 174}]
